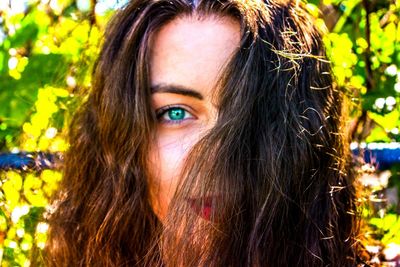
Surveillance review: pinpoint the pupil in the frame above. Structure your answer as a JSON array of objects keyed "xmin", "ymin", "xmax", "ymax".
[{"xmin": 169, "ymin": 108, "xmax": 184, "ymax": 120}]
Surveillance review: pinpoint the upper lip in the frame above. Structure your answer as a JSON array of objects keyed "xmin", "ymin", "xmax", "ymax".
[
  {"xmin": 186, "ymin": 196, "xmax": 221, "ymax": 220},
  {"xmin": 186, "ymin": 195, "xmax": 221, "ymax": 206}
]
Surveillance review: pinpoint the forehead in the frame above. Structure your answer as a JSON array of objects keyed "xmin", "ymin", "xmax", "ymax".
[{"xmin": 149, "ymin": 15, "xmax": 241, "ymax": 99}]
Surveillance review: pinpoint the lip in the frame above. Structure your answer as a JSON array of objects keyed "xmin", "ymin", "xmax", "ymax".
[{"xmin": 186, "ymin": 196, "xmax": 219, "ymax": 221}]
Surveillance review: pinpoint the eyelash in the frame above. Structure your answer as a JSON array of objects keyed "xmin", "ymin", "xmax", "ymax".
[{"xmin": 155, "ymin": 105, "xmax": 196, "ymax": 125}]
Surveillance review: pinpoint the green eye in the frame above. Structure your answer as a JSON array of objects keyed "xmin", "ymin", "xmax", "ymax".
[
  {"xmin": 168, "ymin": 108, "xmax": 186, "ymax": 121},
  {"xmin": 157, "ymin": 106, "xmax": 194, "ymax": 124}
]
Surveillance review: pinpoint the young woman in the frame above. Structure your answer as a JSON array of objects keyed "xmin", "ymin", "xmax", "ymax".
[{"xmin": 43, "ymin": 0, "xmax": 361, "ymax": 266}]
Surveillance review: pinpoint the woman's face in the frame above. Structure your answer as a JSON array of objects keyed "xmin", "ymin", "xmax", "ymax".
[{"xmin": 148, "ymin": 15, "xmax": 240, "ymax": 220}]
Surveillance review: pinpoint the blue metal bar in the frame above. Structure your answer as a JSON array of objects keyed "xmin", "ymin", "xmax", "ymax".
[
  {"xmin": 1, "ymin": 143, "xmax": 400, "ymax": 171},
  {"xmin": 351, "ymin": 143, "xmax": 400, "ymax": 169},
  {"xmin": 0, "ymin": 152, "xmax": 61, "ymax": 171}
]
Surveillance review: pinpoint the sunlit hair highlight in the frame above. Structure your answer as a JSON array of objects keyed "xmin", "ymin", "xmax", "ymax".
[{"xmin": 43, "ymin": 0, "xmax": 360, "ymax": 266}]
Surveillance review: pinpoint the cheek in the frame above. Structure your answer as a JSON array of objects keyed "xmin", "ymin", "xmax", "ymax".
[{"xmin": 148, "ymin": 130, "xmax": 200, "ymax": 219}]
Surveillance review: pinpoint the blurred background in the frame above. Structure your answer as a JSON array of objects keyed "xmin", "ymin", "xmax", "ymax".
[{"xmin": 0, "ymin": 0, "xmax": 399, "ymax": 266}]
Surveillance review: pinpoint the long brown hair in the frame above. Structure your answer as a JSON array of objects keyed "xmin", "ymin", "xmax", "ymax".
[{"xmin": 43, "ymin": 0, "xmax": 360, "ymax": 266}]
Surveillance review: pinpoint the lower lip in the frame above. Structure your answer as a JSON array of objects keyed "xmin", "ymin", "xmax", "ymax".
[{"xmin": 187, "ymin": 197, "xmax": 215, "ymax": 221}]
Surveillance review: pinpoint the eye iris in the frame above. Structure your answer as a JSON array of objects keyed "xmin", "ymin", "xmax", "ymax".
[{"xmin": 168, "ymin": 108, "xmax": 185, "ymax": 120}]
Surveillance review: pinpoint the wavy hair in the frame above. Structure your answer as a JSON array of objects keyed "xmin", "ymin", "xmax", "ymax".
[{"xmin": 43, "ymin": 0, "xmax": 360, "ymax": 266}]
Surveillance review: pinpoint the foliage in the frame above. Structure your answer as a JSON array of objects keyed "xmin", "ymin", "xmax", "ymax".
[
  {"xmin": 0, "ymin": 0, "xmax": 116, "ymax": 265},
  {"xmin": 0, "ymin": 0, "xmax": 399, "ymax": 265},
  {"xmin": 307, "ymin": 0, "xmax": 400, "ymax": 264}
]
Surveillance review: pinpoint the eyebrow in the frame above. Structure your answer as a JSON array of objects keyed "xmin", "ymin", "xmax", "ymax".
[{"xmin": 151, "ymin": 84, "xmax": 204, "ymax": 100}]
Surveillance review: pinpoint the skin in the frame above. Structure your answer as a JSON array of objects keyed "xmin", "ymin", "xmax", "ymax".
[{"xmin": 148, "ymin": 15, "xmax": 240, "ymax": 220}]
